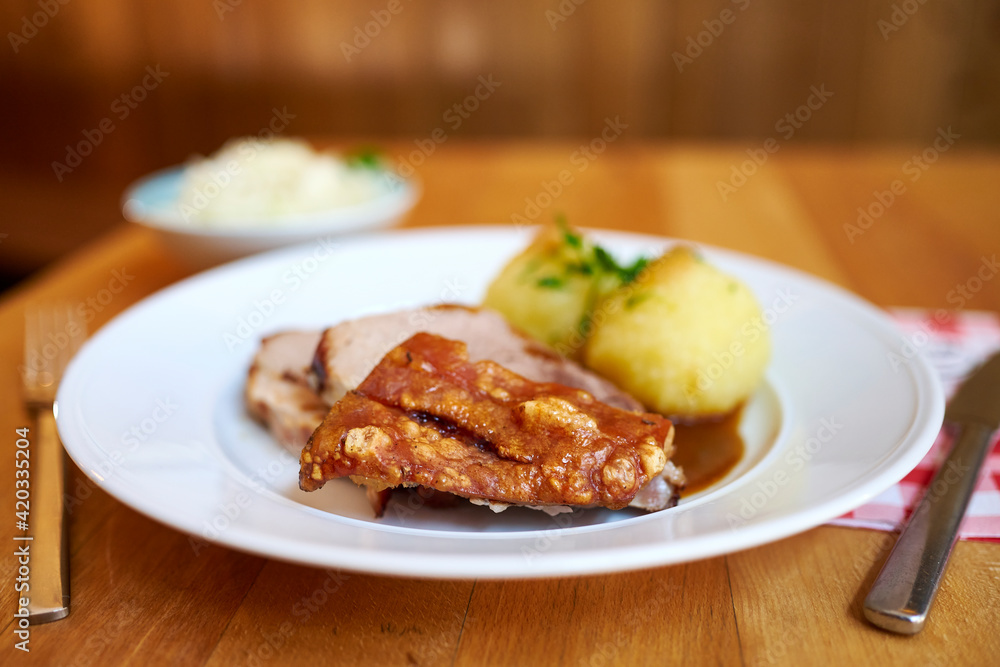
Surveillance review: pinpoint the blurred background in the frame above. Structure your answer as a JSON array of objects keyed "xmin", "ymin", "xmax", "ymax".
[{"xmin": 2, "ymin": 0, "xmax": 999, "ymax": 291}]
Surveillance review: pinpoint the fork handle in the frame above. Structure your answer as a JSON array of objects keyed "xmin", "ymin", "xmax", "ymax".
[
  {"xmin": 863, "ymin": 421, "xmax": 993, "ymax": 634},
  {"xmin": 27, "ymin": 405, "xmax": 70, "ymax": 623}
]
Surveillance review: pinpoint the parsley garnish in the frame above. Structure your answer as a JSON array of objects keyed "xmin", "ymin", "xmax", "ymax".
[
  {"xmin": 535, "ymin": 216, "xmax": 652, "ymax": 300},
  {"xmin": 558, "ymin": 215, "xmax": 583, "ymax": 248},
  {"xmin": 584, "ymin": 236, "xmax": 648, "ymax": 286},
  {"xmin": 346, "ymin": 147, "xmax": 383, "ymax": 169},
  {"xmin": 593, "ymin": 246, "xmax": 618, "ymax": 273},
  {"xmin": 618, "ymin": 257, "xmax": 649, "ymax": 285}
]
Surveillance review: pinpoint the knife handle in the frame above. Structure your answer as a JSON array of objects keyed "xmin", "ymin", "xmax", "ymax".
[{"xmin": 863, "ymin": 421, "xmax": 993, "ymax": 634}]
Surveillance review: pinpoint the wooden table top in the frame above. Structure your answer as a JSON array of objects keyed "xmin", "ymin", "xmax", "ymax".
[{"xmin": 2, "ymin": 142, "xmax": 998, "ymax": 666}]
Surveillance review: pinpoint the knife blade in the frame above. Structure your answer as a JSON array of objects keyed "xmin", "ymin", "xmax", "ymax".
[{"xmin": 863, "ymin": 350, "xmax": 1000, "ymax": 634}]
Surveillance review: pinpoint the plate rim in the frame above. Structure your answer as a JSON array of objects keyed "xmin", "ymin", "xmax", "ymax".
[{"xmin": 56, "ymin": 225, "xmax": 946, "ymax": 578}]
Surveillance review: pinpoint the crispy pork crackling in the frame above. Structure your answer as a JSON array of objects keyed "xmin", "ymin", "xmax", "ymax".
[{"xmin": 300, "ymin": 333, "xmax": 677, "ymax": 511}]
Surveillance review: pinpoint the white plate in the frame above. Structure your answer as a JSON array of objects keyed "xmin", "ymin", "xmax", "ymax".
[
  {"xmin": 121, "ymin": 166, "xmax": 419, "ymax": 268},
  {"xmin": 56, "ymin": 226, "xmax": 944, "ymax": 579}
]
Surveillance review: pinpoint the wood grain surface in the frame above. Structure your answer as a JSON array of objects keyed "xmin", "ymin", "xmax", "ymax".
[{"xmin": 1, "ymin": 143, "xmax": 998, "ymax": 666}]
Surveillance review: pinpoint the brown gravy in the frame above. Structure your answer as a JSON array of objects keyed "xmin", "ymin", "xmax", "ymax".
[{"xmin": 671, "ymin": 406, "xmax": 745, "ymax": 496}]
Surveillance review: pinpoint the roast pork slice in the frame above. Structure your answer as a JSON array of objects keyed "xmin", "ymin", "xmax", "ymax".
[
  {"xmin": 245, "ymin": 330, "xmax": 329, "ymax": 453},
  {"xmin": 312, "ymin": 304, "xmax": 644, "ymax": 412}
]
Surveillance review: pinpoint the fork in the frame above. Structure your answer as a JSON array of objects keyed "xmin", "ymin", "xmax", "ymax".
[{"xmin": 21, "ymin": 306, "xmax": 85, "ymax": 623}]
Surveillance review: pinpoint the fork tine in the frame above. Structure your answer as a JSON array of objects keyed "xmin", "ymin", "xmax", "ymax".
[
  {"xmin": 54, "ymin": 307, "xmax": 65, "ymax": 387},
  {"xmin": 42, "ymin": 306, "xmax": 56, "ymax": 389},
  {"xmin": 23, "ymin": 307, "xmax": 46, "ymax": 389},
  {"xmin": 23, "ymin": 309, "xmax": 35, "ymax": 387},
  {"xmin": 22, "ymin": 304, "xmax": 87, "ymax": 398},
  {"xmin": 36, "ymin": 306, "xmax": 54, "ymax": 389},
  {"xmin": 56, "ymin": 306, "xmax": 69, "ymax": 378}
]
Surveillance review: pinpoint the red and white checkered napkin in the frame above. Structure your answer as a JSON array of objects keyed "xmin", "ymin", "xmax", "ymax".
[{"xmin": 829, "ymin": 309, "xmax": 1000, "ymax": 542}]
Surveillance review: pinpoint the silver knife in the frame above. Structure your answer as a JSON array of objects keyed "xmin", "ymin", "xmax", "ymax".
[{"xmin": 864, "ymin": 350, "xmax": 1000, "ymax": 634}]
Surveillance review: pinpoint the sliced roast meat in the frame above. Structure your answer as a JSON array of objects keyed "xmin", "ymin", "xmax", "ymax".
[
  {"xmin": 245, "ymin": 330, "xmax": 328, "ymax": 453},
  {"xmin": 246, "ymin": 307, "xmax": 686, "ymax": 515},
  {"xmin": 312, "ymin": 304, "xmax": 643, "ymax": 411}
]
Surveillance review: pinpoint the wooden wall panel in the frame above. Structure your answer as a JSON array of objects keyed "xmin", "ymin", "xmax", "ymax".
[
  {"xmin": 854, "ymin": 0, "xmax": 975, "ymax": 142},
  {"xmin": 1, "ymin": 0, "xmax": 998, "ymax": 180}
]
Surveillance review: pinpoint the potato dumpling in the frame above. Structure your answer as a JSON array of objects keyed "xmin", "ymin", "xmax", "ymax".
[
  {"xmin": 583, "ymin": 246, "xmax": 770, "ymax": 418},
  {"xmin": 483, "ymin": 224, "xmax": 627, "ymax": 355}
]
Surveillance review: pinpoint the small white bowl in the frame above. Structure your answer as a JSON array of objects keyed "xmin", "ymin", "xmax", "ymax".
[{"xmin": 122, "ymin": 166, "xmax": 420, "ymax": 268}]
